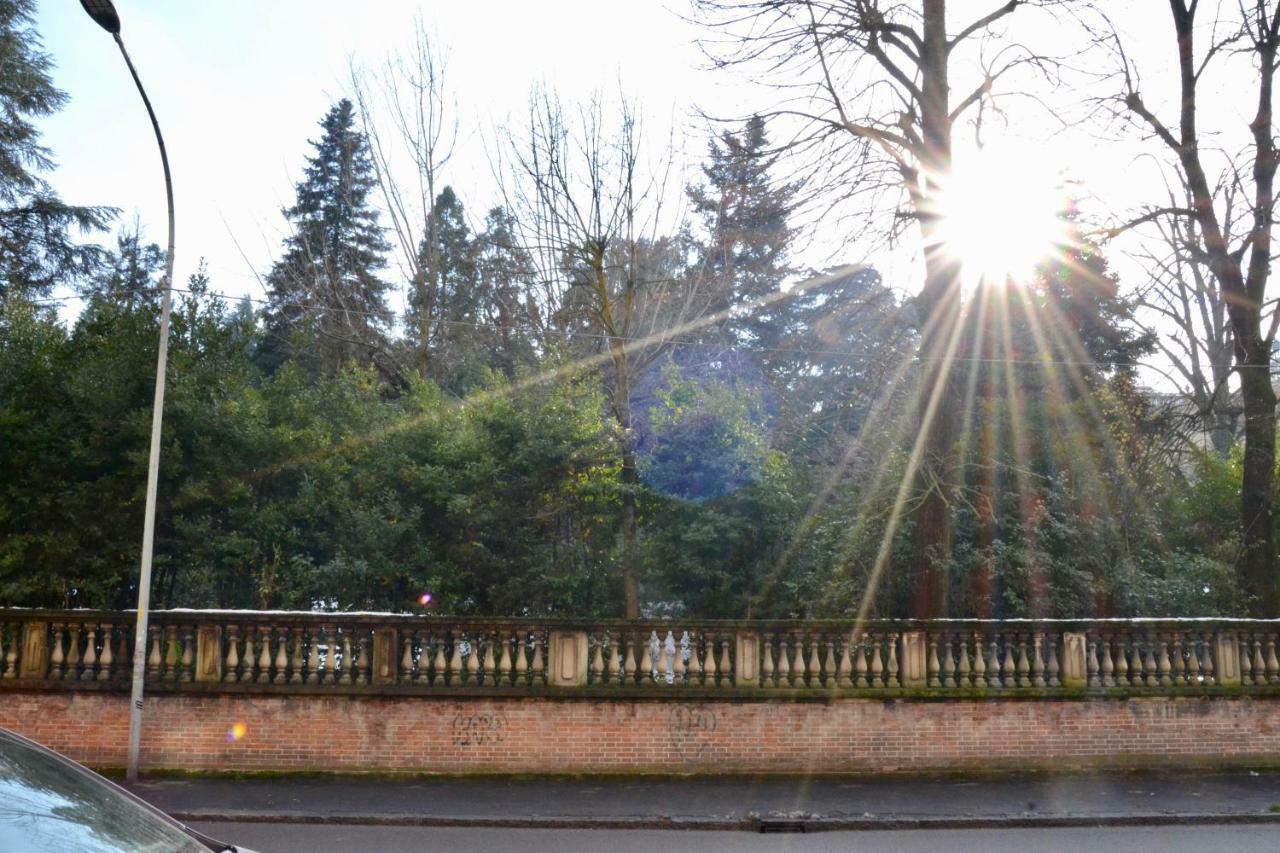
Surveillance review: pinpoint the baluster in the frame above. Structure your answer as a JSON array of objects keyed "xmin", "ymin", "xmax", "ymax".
[
  {"xmin": 870, "ymin": 636, "xmax": 883, "ymax": 688},
  {"xmin": 837, "ymin": 636, "xmax": 853, "ymax": 688},
  {"xmin": 222, "ymin": 625, "xmax": 240, "ymax": 684},
  {"xmin": 793, "ymin": 633, "xmax": 809, "ymax": 687},
  {"xmin": 146, "ymin": 625, "xmax": 162, "ymax": 683},
  {"xmin": 1252, "ymin": 636, "xmax": 1267, "ymax": 687},
  {"xmin": 1031, "ymin": 634, "xmax": 1046, "ymax": 688},
  {"xmin": 673, "ymin": 632, "xmax": 687, "ymax": 685},
  {"xmin": 1045, "ymin": 635, "xmax": 1060, "ymax": 688},
  {"xmin": 2, "ymin": 623, "xmax": 16, "ymax": 679},
  {"xmin": 254, "ymin": 627, "xmax": 270, "ymax": 684},
  {"xmin": 695, "ymin": 634, "xmax": 711, "ymax": 686},
  {"xmin": 289, "ymin": 627, "xmax": 304, "ymax": 685},
  {"xmin": 1171, "ymin": 634, "xmax": 1186, "ymax": 686},
  {"xmin": 601, "ymin": 633, "xmax": 617, "ymax": 686},
  {"xmin": 854, "ymin": 634, "xmax": 868, "ymax": 688},
  {"xmin": 79, "ymin": 623, "xmax": 98, "ymax": 682},
  {"xmin": 927, "ymin": 636, "xmax": 941, "ymax": 688},
  {"xmin": 1157, "ymin": 638, "xmax": 1172, "ymax": 687},
  {"xmin": 971, "ymin": 633, "xmax": 986, "ymax": 687},
  {"xmin": 115, "ymin": 627, "xmax": 130, "ymax": 682},
  {"xmin": 478, "ymin": 632, "xmax": 494, "ymax": 686},
  {"xmin": 530, "ymin": 632, "xmax": 544, "ymax": 685},
  {"xmin": 637, "ymin": 632, "xmax": 653, "ymax": 685},
  {"xmin": 587, "ymin": 633, "xmax": 603, "ymax": 686},
  {"xmin": 238, "ymin": 626, "xmax": 254, "ymax": 684},
  {"xmin": 620, "ymin": 633, "xmax": 635, "ymax": 686},
  {"xmin": 305, "ymin": 625, "xmax": 321, "ymax": 685},
  {"xmin": 987, "ymin": 638, "xmax": 1002, "ymax": 688},
  {"xmin": 776, "ymin": 636, "xmax": 791, "ymax": 687},
  {"xmin": 689, "ymin": 633, "xmax": 704, "ymax": 685},
  {"xmin": 958, "ymin": 634, "xmax": 972, "ymax": 687},
  {"xmin": 1087, "ymin": 636, "xmax": 1100, "ymax": 687},
  {"xmin": 66, "ymin": 623, "xmax": 82, "ymax": 680},
  {"xmin": 422, "ymin": 630, "xmax": 438, "ymax": 685},
  {"xmin": 1184, "ymin": 634, "xmax": 1202, "ymax": 685},
  {"xmin": 1113, "ymin": 636, "xmax": 1128, "ymax": 686},
  {"xmin": 1130, "ymin": 636, "xmax": 1146, "ymax": 687},
  {"xmin": 717, "ymin": 635, "xmax": 731, "ymax": 686},
  {"xmin": 1266, "ymin": 635, "xmax": 1279, "ymax": 684},
  {"xmin": 1016, "ymin": 635, "xmax": 1030, "ymax": 688},
  {"xmin": 340, "ymin": 631, "xmax": 354, "ymax": 685},
  {"xmin": 665, "ymin": 630, "xmax": 686, "ymax": 686},
  {"xmin": 1200, "ymin": 632, "xmax": 1215, "ymax": 685},
  {"xmin": 323, "ymin": 625, "xmax": 338, "ymax": 685},
  {"xmin": 1003, "ymin": 635, "xmax": 1017, "ymax": 688},
  {"xmin": 515, "ymin": 631, "xmax": 530, "ymax": 686},
  {"xmin": 807, "ymin": 635, "xmax": 822, "ymax": 687},
  {"xmin": 274, "ymin": 626, "xmax": 289, "ymax": 684},
  {"xmin": 888, "ymin": 633, "xmax": 902, "ymax": 687},
  {"xmin": 180, "ymin": 626, "xmax": 194, "ymax": 683},
  {"xmin": 400, "ymin": 633, "xmax": 415, "ymax": 683},
  {"xmin": 464, "ymin": 633, "xmax": 480, "ymax": 686},
  {"xmin": 1143, "ymin": 635, "xmax": 1158, "ymax": 687},
  {"xmin": 355, "ymin": 631, "xmax": 369, "ymax": 685},
  {"xmin": 762, "ymin": 634, "xmax": 776, "ymax": 687},
  {"xmin": 1101, "ymin": 636, "xmax": 1115, "ymax": 686},
  {"xmin": 49, "ymin": 623, "xmax": 65, "ymax": 680},
  {"xmin": 1239, "ymin": 634, "xmax": 1253, "ymax": 684},
  {"xmin": 442, "ymin": 631, "xmax": 459, "ymax": 686},
  {"xmin": 498, "ymin": 633, "xmax": 514, "ymax": 686}
]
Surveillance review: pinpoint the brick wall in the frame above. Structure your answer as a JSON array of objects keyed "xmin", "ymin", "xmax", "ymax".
[{"xmin": 1, "ymin": 691, "xmax": 1277, "ymax": 774}]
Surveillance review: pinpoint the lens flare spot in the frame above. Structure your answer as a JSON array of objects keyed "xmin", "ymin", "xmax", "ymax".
[
  {"xmin": 417, "ymin": 592, "xmax": 433, "ymax": 607},
  {"xmin": 227, "ymin": 723, "xmax": 247, "ymax": 743}
]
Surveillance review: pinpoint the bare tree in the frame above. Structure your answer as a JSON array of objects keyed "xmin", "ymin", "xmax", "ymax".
[
  {"xmin": 350, "ymin": 20, "xmax": 457, "ymax": 378},
  {"xmin": 693, "ymin": 0, "xmax": 1065, "ymax": 616},
  {"xmin": 499, "ymin": 89, "xmax": 716, "ymax": 616},
  {"xmin": 1129, "ymin": 180, "xmax": 1241, "ymax": 459},
  {"xmin": 1111, "ymin": 0, "xmax": 1280, "ymax": 614}
]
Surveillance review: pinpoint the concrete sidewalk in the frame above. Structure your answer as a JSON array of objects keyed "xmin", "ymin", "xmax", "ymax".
[{"xmin": 126, "ymin": 771, "xmax": 1280, "ymax": 831}]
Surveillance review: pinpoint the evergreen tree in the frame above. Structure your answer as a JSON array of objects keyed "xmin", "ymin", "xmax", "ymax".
[
  {"xmin": 687, "ymin": 115, "xmax": 795, "ymax": 348},
  {"xmin": 415, "ymin": 186, "xmax": 478, "ymax": 388},
  {"xmin": 263, "ymin": 99, "xmax": 392, "ymax": 376},
  {"xmin": 472, "ymin": 206, "xmax": 539, "ymax": 377},
  {"xmin": 0, "ymin": 0, "xmax": 111, "ymax": 299},
  {"xmin": 80, "ymin": 222, "xmax": 165, "ymax": 310}
]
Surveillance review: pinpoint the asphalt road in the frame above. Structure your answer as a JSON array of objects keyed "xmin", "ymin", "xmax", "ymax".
[{"xmin": 192, "ymin": 822, "xmax": 1280, "ymax": 853}]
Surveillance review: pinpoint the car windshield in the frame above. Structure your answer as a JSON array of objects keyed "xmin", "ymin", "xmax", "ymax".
[{"xmin": 0, "ymin": 731, "xmax": 207, "ymax": 853}]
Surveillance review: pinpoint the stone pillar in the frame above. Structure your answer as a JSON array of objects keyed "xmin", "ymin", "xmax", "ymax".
[
  {"xmin": 19, "ymin": 622, "xmax": 47, "ymax": 679},
  {"xmin": 899, "ymin": 631, "xmax": 926, "ymax": 687},
  {"xmin": 548, "ymin": 630, "xmax": 588, "ymax": 687},
  {"xmin": 1060, "ymin": 632, "xmax": 1087, "ymax": 689},
  {"xmin": 194, "ymin": 624, "xmax": 222, "ymax": 683},
  {"xmin": 371, "ymin": 627, "xmax": 397, "ymax": 685},
  {"xmin": 1214, "ymin": 630, "xmax": 1241, "ymax": 686},
  {"xmin": 735, "ymin": 631, "xmax": 759, "ymax": 687}
]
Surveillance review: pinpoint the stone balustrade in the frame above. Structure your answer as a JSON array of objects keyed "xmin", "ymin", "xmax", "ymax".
[{"xmin": 1, "ymin": 610, "xmax": 1278, "ymax": 695}]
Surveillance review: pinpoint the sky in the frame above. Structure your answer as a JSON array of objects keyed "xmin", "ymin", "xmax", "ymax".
[
  {"xmin": 30, "ymin": 1, "xmax": 1259, "ymax": 393},
  {"xmin": 35, "ymin": 0, "xmax": 739, "ymax": 306}
]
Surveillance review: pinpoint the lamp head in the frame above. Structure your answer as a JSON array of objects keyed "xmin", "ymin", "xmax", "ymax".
[{"xmin": 80, "ymin": 0, "xmax": 121, "ymax": 35}]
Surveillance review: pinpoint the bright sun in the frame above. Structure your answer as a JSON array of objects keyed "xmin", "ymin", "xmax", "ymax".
[{"xmin": 935, "ymin": 145, "xmax": 1066, "ymax": 291}]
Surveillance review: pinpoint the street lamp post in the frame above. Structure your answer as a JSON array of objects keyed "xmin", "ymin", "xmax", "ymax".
[{"xmin": 80, "ymin": 0, "xmax": 176, "ymax": 782}]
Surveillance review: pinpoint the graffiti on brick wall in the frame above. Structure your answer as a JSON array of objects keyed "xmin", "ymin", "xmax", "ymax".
[
  {"xmin": 451, "ymin": 712, "xmax": 508, "ymax": 747},
  {"xmin": 668, "ymin": 703, "xmax": 717, "ymax": 759}
]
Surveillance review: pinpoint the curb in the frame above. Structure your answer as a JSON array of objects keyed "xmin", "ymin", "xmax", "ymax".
[{"xmin": 171, "ymin": 810, "xmax": 1280, "ymax": 833}]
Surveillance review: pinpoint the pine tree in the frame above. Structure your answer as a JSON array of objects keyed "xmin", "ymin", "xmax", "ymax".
[
  {"xmin": 0, "ymin": 0, "xmax": 111, "ymax": 299},
  {"xmin": 80, "ymin": 222, "xmax": 165, "ymax": 311},
  {"xmin": 687, "ymin": 115, "xmax": 795, "ymax": 348},
  {"xmin": 263, "ymin": 99, "xmax": 392, "ymax": 375}
]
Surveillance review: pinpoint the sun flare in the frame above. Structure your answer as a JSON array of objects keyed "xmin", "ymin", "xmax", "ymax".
[{"xmin": 935, "ymin": 145, "xmax": 1066, "ymax": 292}]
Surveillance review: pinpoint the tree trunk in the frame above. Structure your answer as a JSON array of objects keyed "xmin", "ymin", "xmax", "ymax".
[
  {"xmin": 620, "ymin": 444, "xmax": 640, "ymax": 618},
  {"xmin": 904, "ymin": 0, "xmax": 960, "ymax": 618},
  {"xmin": 1238, "ymin": 330, "xmax": 1277, "ymax": 615}
]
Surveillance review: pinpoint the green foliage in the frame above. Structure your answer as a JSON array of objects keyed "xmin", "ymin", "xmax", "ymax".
[
  {"xmin": 262, "ymin": 99, "xmax": 393, "ymax": 376},
  {"xmin": 0, "ymin": 0, "xmax": 111, "ymax": 298}
]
